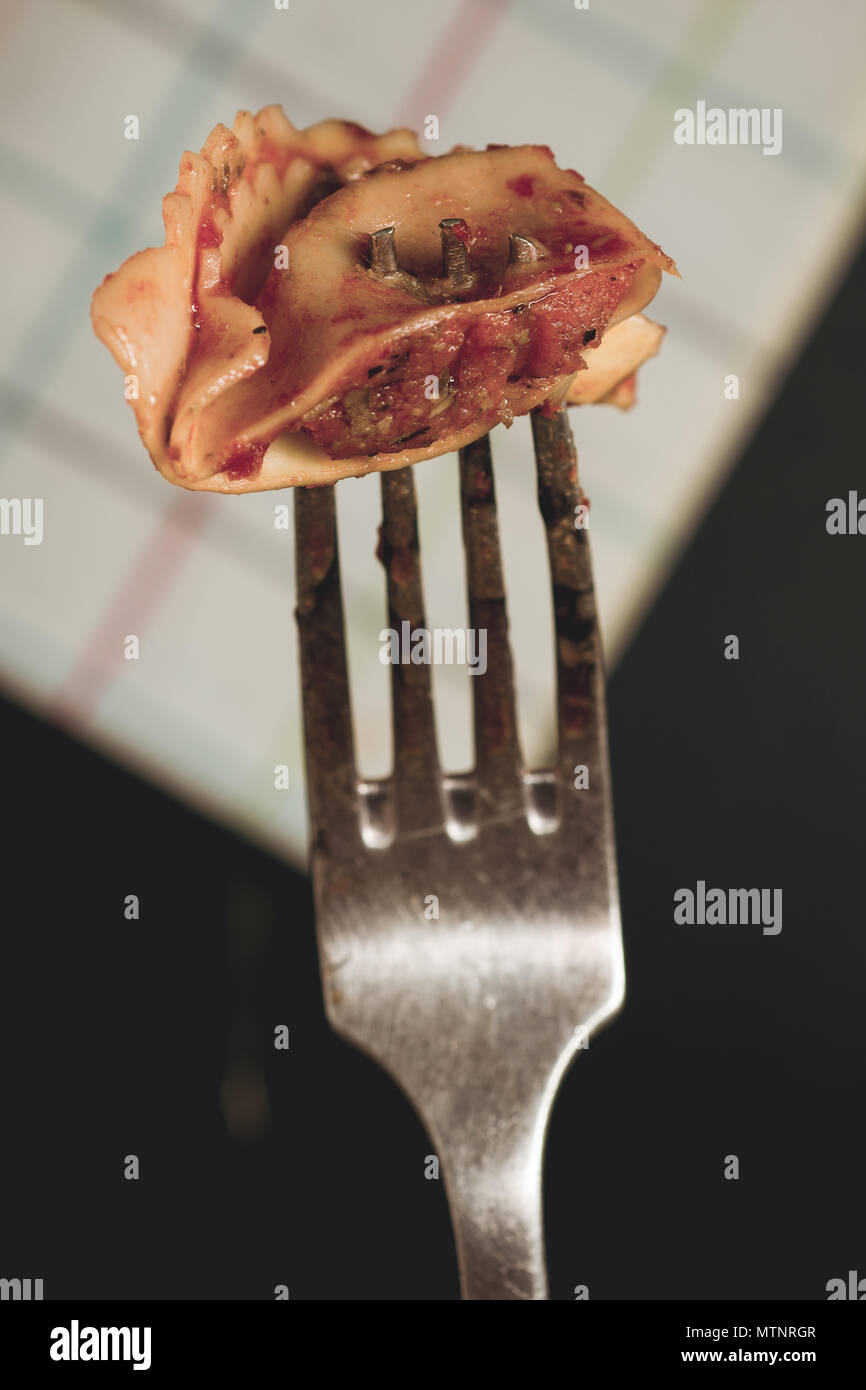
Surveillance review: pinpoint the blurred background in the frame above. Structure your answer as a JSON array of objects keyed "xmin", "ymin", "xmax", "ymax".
[
  {"xmin": 3, "ymin": 0, "xmax": 865, "ymax": 856},
  {"xmin": 1, "ymin": 0, "xmax": 865, "ymax": 1299}
]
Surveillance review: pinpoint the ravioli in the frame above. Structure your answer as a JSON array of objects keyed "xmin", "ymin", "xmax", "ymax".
[{"xmin": 91, "ymin": 108, "xmax": 676, "ymax": 491}]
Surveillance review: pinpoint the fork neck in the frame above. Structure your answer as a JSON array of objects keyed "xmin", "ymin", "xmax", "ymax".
[{"xmin": 443, "ymin": 1133, "xmax": 548, "ymax": 1300}]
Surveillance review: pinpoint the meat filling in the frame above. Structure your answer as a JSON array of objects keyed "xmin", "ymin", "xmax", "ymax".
[{"xmin": 302, "ymin": 264, "xmax": 639, "ymax": 459}]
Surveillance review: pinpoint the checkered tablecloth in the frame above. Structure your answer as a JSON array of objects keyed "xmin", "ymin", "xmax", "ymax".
[{"xmin": 2, "ymin": 0, "xmax": 865, "ymax": 863}]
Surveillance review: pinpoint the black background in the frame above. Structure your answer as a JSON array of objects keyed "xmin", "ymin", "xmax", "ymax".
[{"xmin": 1, "ymin": 237, "xmax": 864, "ymax": 1302}]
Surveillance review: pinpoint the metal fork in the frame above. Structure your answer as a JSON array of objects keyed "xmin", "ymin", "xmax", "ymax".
[{"xmin": 294, "ymin": 406, "xmax": 624, "ymax": 1300}]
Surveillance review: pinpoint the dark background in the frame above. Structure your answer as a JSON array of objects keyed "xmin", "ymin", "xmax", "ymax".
[{"xmin": 1, "ymin": 236, "xmax": 864, "ymax": 1302}]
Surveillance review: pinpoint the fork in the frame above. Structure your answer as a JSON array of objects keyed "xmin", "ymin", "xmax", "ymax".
[{"xmin": 294, "ymin": 405, "xmax": 624, "ymax": 1301}]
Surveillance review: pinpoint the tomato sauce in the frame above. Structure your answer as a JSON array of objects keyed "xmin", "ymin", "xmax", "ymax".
[{"xmin": 303, "ymin": 265, "xmax": 639, "ymax": 459}]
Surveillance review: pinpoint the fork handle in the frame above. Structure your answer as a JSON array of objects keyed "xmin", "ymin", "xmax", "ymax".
[{"xmin": 441, "ymin": 1127, "xmax": 548, "ymax": 1299}]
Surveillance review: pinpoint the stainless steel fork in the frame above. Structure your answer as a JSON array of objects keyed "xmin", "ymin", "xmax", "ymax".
[{"xmin": 294, "ymin": 406, "xmax": 624, "ymax": 1300}]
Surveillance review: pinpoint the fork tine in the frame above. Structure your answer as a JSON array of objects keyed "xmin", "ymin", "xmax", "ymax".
[
  {"xmin": 379, "ymin": 468, "xmax": 442, "ymax": 834},
  {"xmin": 294, "ymin": 484, "xmax": 360, "ymax": 848},
  {"xmin": 530, "ymin": 407, "xmax": 603, "ymax": 776},
  {"xmin": 458, "ymin": 434, "xmax": 523, "ymax": 811}
]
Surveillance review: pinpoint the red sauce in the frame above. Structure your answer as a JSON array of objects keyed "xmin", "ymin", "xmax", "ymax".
[
  {"xmin": 197, "ymin": 214, "xmax": 221, "ymax": 248},
  {"xmin": 331, "ymin": 305, "xmax": 368, "ymax": 323},
  {"xmin": 220, "ymin": 440, "xmax": 267, "ymax": 480},
  {"xmin": 304, "ymin": 265, "xmax": 638, "ymax": 459}
]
